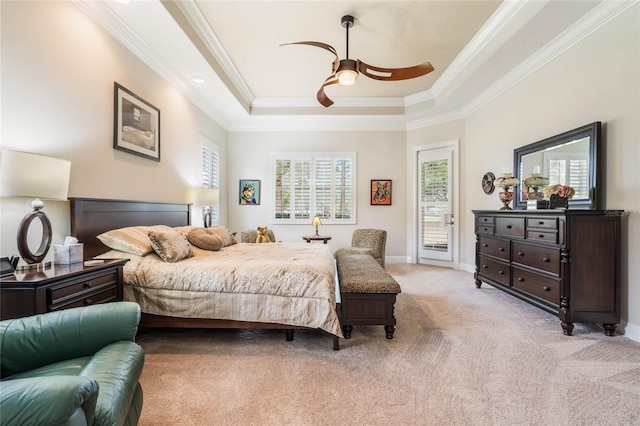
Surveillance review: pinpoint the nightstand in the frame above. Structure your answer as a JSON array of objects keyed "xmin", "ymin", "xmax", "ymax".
[
  {"xmin": 302, "ymin": 235, "xmax": 332, "ymax": 244},
  {"xmin": 0, "ymin": 258, "xmax": 128, "ymax": 320}
]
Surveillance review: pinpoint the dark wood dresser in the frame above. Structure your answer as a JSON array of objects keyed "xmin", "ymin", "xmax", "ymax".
[
  {"xmin": 473, "ymin": 210, "xmax": 622, "ymax": 336},
  {"xmin": 0, "ymin": 258, "xmax": 127, "ymax": 320}
]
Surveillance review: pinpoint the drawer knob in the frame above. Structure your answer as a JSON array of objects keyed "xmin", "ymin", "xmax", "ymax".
[
  {"xmin": 498, "ymin": 247, "xmax": 504, "ymax": 252},
  {"xmin": 506, "ymin": 225, "xmax": 512, "ymax": 229},
  {"xmin": 517, "ymin": 277, "xmax": 524, "ymax": 282},
  {"xmin": 498, "ymin": 270, "xmax": 505, "ymax": 275},
  {"xmin": 542, "ymin": 286, "xmax": 551, "ymax": 292},
  {"xmin": 83, "ymin": 299, "xmax": 93, "ymax": 306},
  {"xmin": 539, "ymin": 221, "xmax": 544, "ymax": 225},
  {"xmin": 517, "ymin": 251, "xmax": 524, "ymax": 256},
  {"xmin": 538, "ymin": 234, "xmax": 545, "ymax": 239},
  {"xmin": 482, "ymin": 243, "xmax": 488, "ymax": 247},
  {"xmin": 482, "ymin": 264, "xmax": 488, "ymax": 269},
  {"xmin": 83, "ymin": 282, "xmax": 93, "ymax": 289},
  {"xmin": 542, "ymin": 257, "xmax": 550, "ymax": 262}
]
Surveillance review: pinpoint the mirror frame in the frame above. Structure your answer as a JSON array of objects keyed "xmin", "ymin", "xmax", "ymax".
[{"xmin": 513, "ymin": 122, "xmax": 602, "ymax": 210}]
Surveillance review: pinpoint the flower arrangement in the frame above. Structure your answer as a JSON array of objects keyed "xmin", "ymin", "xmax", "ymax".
[{"xmin": 544, "ymin": 184, "xmax": 575, "ymax": 199}]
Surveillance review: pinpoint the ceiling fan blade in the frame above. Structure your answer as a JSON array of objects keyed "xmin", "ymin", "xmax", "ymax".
[
  {"xmin": 357, "ymin": 60, "xmax": 434, "ymax": 81},
  {"xmin": 280, "ymin": 41, "xmax": 338, "ymax": 59},
  {"xmin": 317, "ymin": 75, "xmax": 339, "ymax": 107}
]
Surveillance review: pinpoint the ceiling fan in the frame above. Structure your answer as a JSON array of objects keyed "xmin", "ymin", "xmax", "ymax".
[{"xmin": 281, "ymin": 15, "xmax": 434, "ymax": 107}]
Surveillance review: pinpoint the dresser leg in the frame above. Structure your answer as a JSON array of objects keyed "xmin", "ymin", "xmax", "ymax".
[
  {"xmin": 561, "ymin": 322, "xmax": 574, "ymax": 336},
  {"xmin": 342, "ymin": 325, "xmax": 352, "ymax": 339},
  {"xmin": 603, "ymin": 323, "xmax": 617, "ymax": 336},
  {"xmin": 384, "ymin": 325, "xmax": 395, "ymax": 339}
]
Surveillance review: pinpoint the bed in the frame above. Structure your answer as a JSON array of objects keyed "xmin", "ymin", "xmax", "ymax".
[{"xmin": 70, "ymin": 198, "xmax": 341, "ymax": 350}]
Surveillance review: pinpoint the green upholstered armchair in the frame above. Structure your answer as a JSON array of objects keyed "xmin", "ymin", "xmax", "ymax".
[
  {"xmin": 334, "ymin": 229, "xmax": 387, "ymax": 268},
  {"xmin": 0, "ymin": 302, "xmax": 144, "ymax": 426}
]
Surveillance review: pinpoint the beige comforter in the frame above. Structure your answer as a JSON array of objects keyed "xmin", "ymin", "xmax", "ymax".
[{"xmin": 107, "ymin": 243, "xmax": 342, "ymax": 337}]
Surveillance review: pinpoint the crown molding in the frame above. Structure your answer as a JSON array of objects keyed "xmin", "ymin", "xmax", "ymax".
[
  {"xmin": 72, "ymin": 0, "xmax": 232, "ymax": 129},
  {"xmin": 174, "ymin": 0, "xmax": 255, "ymax": 108},
  {"xmin": 460, "ymin": 0, "xmax": 638, "ymax": 118},
  {"xmin": 229, "ymin": 114, "xmax": 407, "ymax": 133}
]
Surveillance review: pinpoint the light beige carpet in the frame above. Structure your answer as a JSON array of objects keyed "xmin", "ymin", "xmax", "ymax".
[{"xmin": 135, "ymin": 264, "xmax": 640, "ymax": 425}]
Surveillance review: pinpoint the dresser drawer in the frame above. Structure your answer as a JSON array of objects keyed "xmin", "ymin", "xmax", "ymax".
[
  {"xmin": 49, "ymin": 270, "xmax": 119, "ymax": 305},
  {"xmin": 495, "ymin": 217, "xmax": 525, "ymax": 238},
  {"xmin": 512, "ymin": 266, "xmax": 559, "ymax": 305},
  {"xmin": 479, "ymin": 236, "xmax": 509, "ymax": 261},
  {"xmin": 526, "ymin": 230, "xmax": 558, "ymax": 244},
  {"xmin": 477, "ymin": 225, "xmax": 494, "ymax": 235},
  {"xmin": 478, "ymin": 255, "xmax": 510, "ymax": 286},
  {"xmin": 50, "ymin": 286, "xmax": 119, "ymax": 311},
  {"xmin": 512, "ymin": 242, "xmax": 560, "ymax": 275},
  {"xmin": 526, "ymin": 217, "xmax": 558, "ymax": 230},
  {"xmin": 477, "ymin": 216, "xmax": 494, "ymax": 225}
]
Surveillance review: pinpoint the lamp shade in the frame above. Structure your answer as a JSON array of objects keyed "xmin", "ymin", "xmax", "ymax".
[
  {"xmin": 192, "ymin": 187, "xmax": 219, "ymax": 206},
  {"xmin": 312, "ymin": 216, "xmax": 322, "ymax": 226},
  {"xmin": 0, "ymin": 150, "xmax": 71, "ymax": 200}
]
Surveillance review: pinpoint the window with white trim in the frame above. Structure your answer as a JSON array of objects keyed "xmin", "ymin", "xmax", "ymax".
[
  {"xmin": 201, "ymin": 138, "xmax": 220, "ymax": 224},
  {"xmin": 271, "ymin": 152, "xmax": 356, "ymax": 224}
]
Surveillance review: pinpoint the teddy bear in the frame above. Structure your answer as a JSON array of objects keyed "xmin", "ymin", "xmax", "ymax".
[{"xmin": 256, "ymin": 226, "xmax": 272, "ymax": 243}]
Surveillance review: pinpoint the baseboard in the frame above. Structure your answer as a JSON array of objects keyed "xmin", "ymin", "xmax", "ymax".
[
  {"xmin": 458, "ymin": 262, "xmax": 475, "ymax": 274},
  {"xmin": 385, "ymin": 256, "xmax": 409, "ymax": 264},
  {"xmin": 619, "ymin": 321, "xmax": 640, "ymax": 343}
]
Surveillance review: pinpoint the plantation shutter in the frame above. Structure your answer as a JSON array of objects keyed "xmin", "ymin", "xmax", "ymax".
[
  {"xmin": 271, "ymin": 153, "xmax": 356, "ymax": 224},
  {"xmin": 201, "ymin": 142, "xmax": 219, "ymax": 222}
]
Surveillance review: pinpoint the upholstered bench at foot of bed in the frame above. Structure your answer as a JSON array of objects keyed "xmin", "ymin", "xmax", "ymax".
[{"xmin": 335, "ymin": 252, "xmax": 401, "ymax": 339}]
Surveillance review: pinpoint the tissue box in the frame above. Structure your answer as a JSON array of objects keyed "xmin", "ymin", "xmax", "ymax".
[{"xmin": 54, "ymin": 243, "xmax": 84, "ymax": 264}]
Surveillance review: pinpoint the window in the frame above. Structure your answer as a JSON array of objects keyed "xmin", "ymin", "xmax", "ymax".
[
  {"xmin": 545, "ymin": 152, "xmax": 589, "ymax": 199},
  {"xmin": 201, "ymin": 138, "xmax": 220, "ymax": 224},
  {"xmin": 271, "ymin": 152, "xmax": 356, "ymax": 224}
]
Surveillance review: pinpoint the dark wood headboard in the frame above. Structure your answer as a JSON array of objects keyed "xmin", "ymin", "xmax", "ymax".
[{"xmin": 70, "ymin": 198, "xmax": 191, "ymax": 259}]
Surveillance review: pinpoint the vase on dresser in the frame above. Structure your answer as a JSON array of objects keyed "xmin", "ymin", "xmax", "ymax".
[{"xmin": 549, "ymin": 194, "xmax": 569, "ymax": 209}]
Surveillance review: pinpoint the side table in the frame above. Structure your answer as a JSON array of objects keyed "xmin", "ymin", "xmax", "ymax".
[
  {"xmin": 302, "ymin": 235, "xmax": 332, "ymax": 244},
  {"xmin": 0, "ymin": 258, "xmax": 128, "ymax": 320}
]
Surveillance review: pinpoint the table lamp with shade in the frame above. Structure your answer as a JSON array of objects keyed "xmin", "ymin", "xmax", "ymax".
[
  {"xmin": 191, "ymin": 187, "xmax": 219, "ymax": 227},
  {"xmin": 312, "ymin": 215, "xmax": 322, "ymax": 236},
  {"xmin": 0, "ymin": 150, "xmax": 71, "ymax": 272}
]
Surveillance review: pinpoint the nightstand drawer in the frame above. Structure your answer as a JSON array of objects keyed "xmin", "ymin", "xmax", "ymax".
[
  {"xmin": 49, "ymin": 270, "xmax": 118, "ymax": 305},
  {"xmin": 50, "ymin": 286, "xmax": 118, "ymax": 311}
]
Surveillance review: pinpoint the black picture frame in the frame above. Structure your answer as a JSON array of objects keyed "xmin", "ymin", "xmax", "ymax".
[{"xmin": 113, "ymin": 82, "xmax": 161, "ymax": 162}]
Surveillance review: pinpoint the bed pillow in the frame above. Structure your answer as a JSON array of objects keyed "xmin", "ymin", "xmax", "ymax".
[
  {"xmin": 209, "ymin": 226, "xmax": 237, "ymax": 247},
  {"xmin": 148, "ymin": 228, "xmax": 193, "ymax": 262},
  {"xmin": 187, "ymin": 228, "xmax": 224, "ymax": 251},
  {"xmin": 97, "ymin": 225, "xmax": 171, "ymax": 256}
]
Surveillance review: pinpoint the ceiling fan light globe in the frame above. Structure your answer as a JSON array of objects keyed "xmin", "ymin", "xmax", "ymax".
[
  {"xmin": 336, "ymin": 59, "xmax": 358, "ymax": 86},
  {"xmin": 337, "ymin": 70, "xmax": 358, "ymax": 86}
]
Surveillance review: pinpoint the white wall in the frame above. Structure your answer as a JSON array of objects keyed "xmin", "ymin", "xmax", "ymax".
[
  {"xmin": 462, "ymin": 5, "xmax": 640, "ymax": 338},
  {"xmin": 0, "ymin": 1, "xmax": 228, "ymax": 261},
  {"xmin": 227, "ymin": 131, "xmax": 406, "ymax": 258}
]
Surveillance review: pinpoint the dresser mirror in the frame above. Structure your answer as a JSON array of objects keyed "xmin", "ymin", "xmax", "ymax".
[{"xmin": 513, "ymin": 122, "xmax": 602, "ymax": 210}]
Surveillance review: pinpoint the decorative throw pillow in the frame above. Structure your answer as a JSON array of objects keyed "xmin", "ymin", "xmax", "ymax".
[
  {"xmin": 209, "ymin": 226, "xmax": 237, "ymax": 247},
  {"xmin": 187, "ymin": 228, "xmax": 224, "ymax": 251},
  {"xmin": 148, "ymin": 228, "xmax": 193, "ymax": 262},
  {"xmin": 97, "ymin": 225, "xmax": 172, "ymax": 256}
]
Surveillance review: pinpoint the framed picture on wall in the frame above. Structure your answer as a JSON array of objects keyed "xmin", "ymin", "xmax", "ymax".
[
  {"xmin": 239, "ymin": 179, "xmax": 260, "ymax": 205},
  {"xmin": 371, "ymin": 179, "xmax": 392, "ymax": 205},
  {"xmin": 113, "ymin": 82, "xmax": 161, "ymax": 162}
]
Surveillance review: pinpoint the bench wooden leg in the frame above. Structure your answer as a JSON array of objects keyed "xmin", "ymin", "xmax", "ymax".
[{"xmin": 285, "ymin": 329, "xmax": 294, "ymax": 341}]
